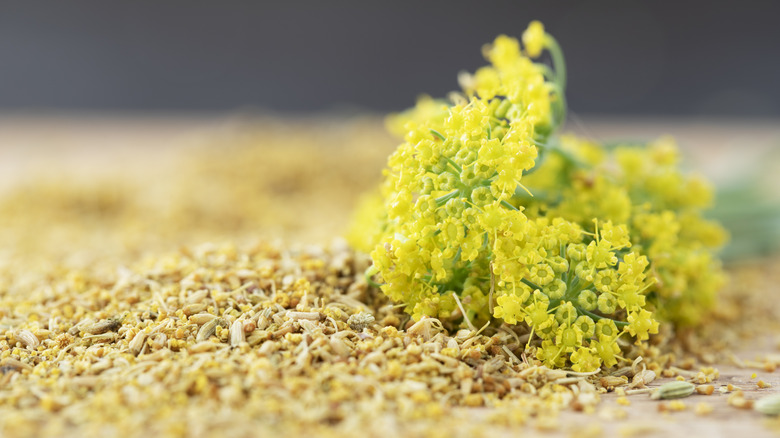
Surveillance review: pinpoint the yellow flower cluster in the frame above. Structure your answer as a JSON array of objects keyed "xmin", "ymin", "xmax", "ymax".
[
  {"xmin": 521, "ymin": 135, "xmax": 728, "ymax": 326},
  {"xmin": 351, "ymin": 21, "xmax": 723, "ymax": 370}
]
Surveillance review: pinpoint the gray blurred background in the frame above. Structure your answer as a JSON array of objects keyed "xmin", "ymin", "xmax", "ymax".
[{"xmin": 0, "ymin": 1, "xmax": 778, "ymax": 116}]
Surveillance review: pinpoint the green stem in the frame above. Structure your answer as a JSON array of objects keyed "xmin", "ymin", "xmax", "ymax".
[
  {"xmin": 564, "ymin": 277, "xmax": 584, "ymax": 301},
  {"xmin": 536, "ymin": 64, "xmax": 556, "ymax": 82},
  {"xmin": 576, "ymin": 306, "xmax": 628, "ymax": 327},
  {"xmin": 430, "ymin": 129, "xmax": 446, "ymax": 141},
  {"xmin": 520, "ymin": 278, "xmax": 542, "ymax": 291},
  {"xmin": 364, "ymin": 266, "xmax": 384, "ymax": 288},
  {"xmin": 444, "ymin": 156, "xmax": 462, "ymax": 173},
  {"xmin": 545, "ymin": 35, "xmax": 566, "ymax": 92},
  {"xmin": 549, "ymin": 82, "xmax": 568, "ymax": 129},
  {"xmin": 435, "ymin": 190, "xmax": 460, "ymax": 206}
]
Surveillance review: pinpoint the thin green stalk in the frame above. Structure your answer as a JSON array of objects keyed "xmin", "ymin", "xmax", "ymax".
[
  {"xmin": 436, "ymin": 190, "xmax": 460, "ymax": 206},
  {"xmin": 520, "ymin": 278, "xmax": 542, "ymax": 291},
  {"xmin": 576, "ymin": 306, "xmax": 628, "ymax": 327},
  {"xmin": 364, "ymin": 267, "xmax": 384, "ymax": 288},
  {"xmin": 444, "ymin": 156, "xmax": 463, "ymax": 173},
  {"xmin": 430, "ymin": 129, "xmax": 446, "ymax": 141},
  {"xmin": 545, "ymin": 35, "xmax": 567, "ymax": 91}
]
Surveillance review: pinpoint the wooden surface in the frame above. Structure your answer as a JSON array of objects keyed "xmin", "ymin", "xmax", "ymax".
[
  {"xmin": 3, "ymin": 113, "xmax": 779, "ymax": 190},
  {"xmin": 2, "ymin": 114, "xmax": 780, "ymax": 437}
]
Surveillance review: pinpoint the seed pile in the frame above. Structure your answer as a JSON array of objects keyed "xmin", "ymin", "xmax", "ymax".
[
  {"xmin": 2, "ymin": 238, "xmax": 778, "ymax": 438},
  {"xmin": 1, "ymin": 241, "xmax": 617, "ymax": 437}
]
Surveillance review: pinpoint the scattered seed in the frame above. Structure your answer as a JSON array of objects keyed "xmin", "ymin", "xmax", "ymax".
[
  {"xmin": 14, "ymin": 329, "xmax": 39, "ymax": 349},
  {"xmin": 229, "ymin": 319, "xmax": 245, "ymax": 347},
  {"xmin": 651, "ymin": 381, "xmax": 696, "ymax": 400},
  {"xmin": 346, "ymin": 312, "xmax": 374, "ymax": 331},
  {"xmin": 727, "ymin": 391, "xmax": 753, "ymax": 409},
  {"xmin": 182, "ymin": 303, "xmax": 209, "ymax": 316},
  {"xmin": 695, "ymin": 384, "xmax": 715, "ymax": 395},
  {"xmin": 190, "ymin": 313, "xmax": 217, "ymax": 325},
  {"xmin": 128, "ymin": 331, "xmax": 148, "ymax": 356},
  {"xmin": 0, "ymin": 358, "xmax": 32, "ymax": 372},
  {"xmin": 287, "ymin": 311, "xmax": 322, "ymax": 321},
  {"xmin": 600, "ymin": 375, "xmax": 628, "ymax": 389},
  {"xmin": 83, "ymin": 319, "xmax": 121, "ymax": 335},
  {"xmin": 197, "ymin": 318, "xmax": 224, "ymax": 342},
  {"xmin": 628, "ymin": 369, "xmax": 656, "ymax": 389},
  {"xmin": 755, "ymin": 394, "xmax": 780, "ymax": 416},
  {"xmin": 83, "ymin": 332, "xmax": 119, "ymax": 343}
]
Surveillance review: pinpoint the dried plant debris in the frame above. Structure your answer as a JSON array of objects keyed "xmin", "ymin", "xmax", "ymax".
[
  {"xmin": 755, "ymin": 394, "xmax": 780, "ymax": 416},
  {"xmin": 2, "ymin": 237, "xmax": 780, "ymax": 438},
  {"xmin": 651, "ymin": 381, "xmax": 696, "ymax": 400},
  {"xmin": 0, "ymin": 242, "xmax": 613, "ymax": 438}
]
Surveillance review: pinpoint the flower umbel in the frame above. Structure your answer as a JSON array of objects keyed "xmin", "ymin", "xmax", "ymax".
[{"xmin": 349, "ymin": 20, "xmax": 726, "ymax": 371}]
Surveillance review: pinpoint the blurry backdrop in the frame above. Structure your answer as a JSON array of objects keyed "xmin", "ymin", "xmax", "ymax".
[{"xmin": 0, "ymin": 1, "xmax": 779, "ymax": 116}]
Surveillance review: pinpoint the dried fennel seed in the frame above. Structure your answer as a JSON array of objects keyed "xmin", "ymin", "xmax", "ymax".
[
  {"xmin": 755, "ymin": 394, "xmax": 780, "ymax": 416},
  {"xmin": 0, "ymin": 242, "xmax": 633, "ymax": 438},
  {"xmin": 229, "ymin": 319, "xmax": 246, "ymax": 347},
  {"xmin": 651, "ymin": 381, "xmax": 696, "ymax": 400},
  {"xmin": 13, "ymin": 329, "xmax": 39, "ymax": 349},
  {"xmin": 728, "ymin": 391, "xmax": 753, "ymax": 409},
  {"xmin": 628, "ymin": 369, "xmax": 656, "ymax": 389},
  {"xmin": 82, "ymin": 318, "xmax": 122, "ymax": 335},
  {"xmin": 196, "ymin": 318, "xmax": 226, "ymax": 342},
  {"xmin": 347, "ymin": 312, "xmax": 375, "ymax": 331}
]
